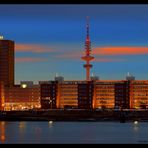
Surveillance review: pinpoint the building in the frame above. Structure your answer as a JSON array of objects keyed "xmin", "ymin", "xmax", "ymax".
[
  {"xmin": 78, "ymin": 81, "xmax": 94, "ymax": 109},
  {"xmin": 129, "ymin": 80, "xmax": 148, "ymax": 109},
  {"xmin": 4, "ymin": 82, "xmax": 40, "ymax": 111},
  {"xmin": 0, "ymin": 82, "xmax": 5, "ymax": 110},
  {"xmin": 40, "ymin": 80, "xmax": 121, "ymax": 110},
  {"xmin": 94, "ymin": 80, "xmax": 116, "ymax": 109},
  {"xmin": 41, "ymin": 80, "xmax": 78, "ymax": 109},
  {"xmin": 41, "ymin": 81, "xmax": 57, "ymax": 109},
  {"xmin": 0, "ymin": 38, "xmax": 14, "ymax": 87},
  {"xmin": 114, "ymin": 81, "xmax": 130, "ymax": 109}
]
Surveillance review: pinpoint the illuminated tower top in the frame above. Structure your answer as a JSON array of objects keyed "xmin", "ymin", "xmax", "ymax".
[{"xmin": 81, "ymin": 16, "xmax": 94, "ymax": 81}]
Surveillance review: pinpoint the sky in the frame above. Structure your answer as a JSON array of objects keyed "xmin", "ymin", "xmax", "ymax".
[{"xmin": 0, "ymin": 4, "xmax": 148, "ymax": 83}]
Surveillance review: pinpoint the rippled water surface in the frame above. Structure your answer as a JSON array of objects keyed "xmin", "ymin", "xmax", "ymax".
[{"xmin": 0, "ymin": 121, "xmax": 148, "ymax": 144}]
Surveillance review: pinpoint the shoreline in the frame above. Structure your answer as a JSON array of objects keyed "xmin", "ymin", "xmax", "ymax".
[{"xmin": 0, "ymin": 109, "xmax": 148, "ymax": 122}]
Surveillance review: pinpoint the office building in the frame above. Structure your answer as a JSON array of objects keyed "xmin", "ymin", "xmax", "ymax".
[{"xmin": 0, "ymin": 38, "xmax": 14, "ymax": 87}]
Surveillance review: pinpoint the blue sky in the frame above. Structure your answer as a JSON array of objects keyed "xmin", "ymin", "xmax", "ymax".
[{"xmin": 0, "ymin": 4, "xmax": 148, "ymax": 83}]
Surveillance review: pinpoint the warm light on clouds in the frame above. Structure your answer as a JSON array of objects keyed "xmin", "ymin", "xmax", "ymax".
[
  {"xmin": 92, "ymin": 47, "xmax": 148, "ymax": 56},
  {"xmin": 94, "ymin": 58, "xmax": 126, "ymax": 62},
  {"xmin": 15, "ymin": 46, "xmax": 148, "ymax": 63},
  {"xmin": 15, "ymin": 43, "xmax": 54, "ymax": 53},
  {"xmin": 16, "ymin": 57, "xmax": 48, "ymax": 63}
]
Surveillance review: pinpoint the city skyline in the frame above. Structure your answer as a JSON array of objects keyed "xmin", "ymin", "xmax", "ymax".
[{"xmin": 1, "ymin": 4, "xmax": 148, "ymax": 83}]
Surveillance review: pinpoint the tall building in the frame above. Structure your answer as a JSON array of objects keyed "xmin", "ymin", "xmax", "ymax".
[{"xmin": 0, "ymin": 38, "xmax": 14, "ymax": 86}]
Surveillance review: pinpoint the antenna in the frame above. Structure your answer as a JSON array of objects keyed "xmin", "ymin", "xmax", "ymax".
[{"xmin": 86, "ymin": 16, "xmax": 90, "ymax": 38}]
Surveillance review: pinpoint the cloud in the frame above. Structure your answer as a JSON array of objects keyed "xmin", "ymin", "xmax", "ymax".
[
  {"xmin": 54, "ymin": 50, "xmax": 125, "ymax": 62},
  {"xmin": 15, "ymin": 46, "xmax": 148, "ymax": 63},
  {"xmin": 15, "ymin": 57, "xmax": 48, "ymax": 63},
  {"xmin": 92, "ymin": 46, "xmax": 148, "ymax": 56},
  {"xmin": 15, "ymin": 43, "xmax": 54, "ymax": 53},
  {"xmin": 94, "ymin": 58, "xmax": 126, "ymax": 62}
]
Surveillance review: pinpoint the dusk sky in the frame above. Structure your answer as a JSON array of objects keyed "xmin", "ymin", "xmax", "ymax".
[{"xmin": 1, "ymin": 4, "xmax": 148, "ymax": 83}]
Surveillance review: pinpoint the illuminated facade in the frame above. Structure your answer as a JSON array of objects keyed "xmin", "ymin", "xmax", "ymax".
[
  {"xmin": 0, "ymin": 82, "xmax": 5, "ymax": 110},
  {"xmin": 94, "ymin": 81, "xmax": 116, "ymax": 109},
  {"xmin": 130, "ymin": 80, "xmax": 148, "ymax": 109},
  {"xmin": 4, "ymin": 82, "xmax": 40, "ymax": 111},
  {"xmin": 40, "ymin": 79, "xmax": 148, "ymax": 110},
  {"xmin": 40, "ymin": 80, "xmax": 121, "ymax": 109},
  {"xmin": 0, "ymin": 39, "xmax": 14, "ymax": 87}
]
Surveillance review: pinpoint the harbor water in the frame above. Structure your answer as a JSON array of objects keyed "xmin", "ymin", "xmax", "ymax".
[{"xmin": 0, "ymin": 121, "xmax": 148, "ymax": 144}]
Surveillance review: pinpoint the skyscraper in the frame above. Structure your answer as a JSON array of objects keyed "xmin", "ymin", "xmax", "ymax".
[{"xmin": 0, "ymin": 38, "xmax": 14, "ymax": 86}]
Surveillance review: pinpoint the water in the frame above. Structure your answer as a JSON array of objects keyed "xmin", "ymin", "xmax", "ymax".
[{"xmin": 0, "ymin": 121, "xmax": 148, "ymax": 144}]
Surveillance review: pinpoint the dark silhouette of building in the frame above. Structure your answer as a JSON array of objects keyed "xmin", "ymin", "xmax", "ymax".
[
  {"xmin": 41, "ymin": 82, "xmax": 57, "ymax": 109},
  {"xmin": 0, "ymin": 39, "xmax": 14, "ymax": 87},
  {"xmin": 78, "ymin": 81, "xmax": 94, "ymax": 109},
  {"xmin": 115, "ymin": 81, "xmax": 130, "ymax": 109}
]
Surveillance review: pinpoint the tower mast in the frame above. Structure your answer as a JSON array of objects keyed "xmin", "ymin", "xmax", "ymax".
[{"xmin": 81, "ymin": 16, "xmax": 94, "ymax": 81}]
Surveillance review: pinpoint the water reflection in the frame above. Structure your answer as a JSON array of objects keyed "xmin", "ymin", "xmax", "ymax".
[
  {"xmin": 48, "ymin": 121, "xmax": 53, "ymax": 128},
  {"xmin": 0, "ymin": 121, "xmax": 6, "ymax": 144},
  {"xmin": 0, "ymin": 121, "xmax": 148, "ymax": 143},
  {"xmin": 19, "ymin": 122, "xmax": 26, "ymax": 133},
  {"xmin": 133, "ymin": 121, "xmax": 139, "ymax": 132}
]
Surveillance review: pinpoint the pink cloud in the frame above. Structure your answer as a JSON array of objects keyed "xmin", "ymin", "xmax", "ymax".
[
  {"xmin": 92, "ymin": 47, "xmax": 148, "ymax": 56},
  {"xmin": 15, "ymin": 43, "xmax": 54, "ymax": 53},
  {"xmin": 15, "ymin": 57, "xmax": 48, "ymax": 63}
]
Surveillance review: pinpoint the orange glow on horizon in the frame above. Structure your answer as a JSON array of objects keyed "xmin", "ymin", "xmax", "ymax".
[
  {"xmin": 94, "ymin": 58, "xmax": 125, "ymax": 62},
  {"xmin": 15, "ymin": 57, "xmax": 48, "ymax": 63},
  {"xmin": 93, "ymin": 46, "xmax": 148, "ymax": 56},
  {"xmin": 15, "ymin": 43, "xmax": 54, "ymax": 53}
]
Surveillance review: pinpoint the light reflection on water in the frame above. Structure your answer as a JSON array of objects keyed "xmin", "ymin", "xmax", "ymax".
[{"xmin": 0, "ymin": 121, "xmax": 148, "ymax": 144}]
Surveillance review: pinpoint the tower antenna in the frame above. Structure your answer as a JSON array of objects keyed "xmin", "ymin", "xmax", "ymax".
[{"xmin": 81, "ymin": 16, "xmax": 94, "ymax": 81}]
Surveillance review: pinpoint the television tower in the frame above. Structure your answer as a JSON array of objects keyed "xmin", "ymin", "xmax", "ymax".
[{"xmin": 81, "ymin": 16, "xmax": 94, "ymax": 81}]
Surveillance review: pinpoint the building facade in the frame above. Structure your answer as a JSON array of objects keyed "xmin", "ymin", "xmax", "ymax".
[
  {"xmin": 40, "ymin": 79, "xmax": 148, "ymax": 110},
  {"xmin": 3, "ymin": 82, "xmax": 40, "ymax": 111},
  {"xmin": 0, "ymin": 39, "xmax": 14, "ymax": 87}
]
